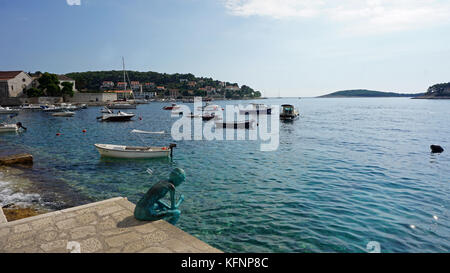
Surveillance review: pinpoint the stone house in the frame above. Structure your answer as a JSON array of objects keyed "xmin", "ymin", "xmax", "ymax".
[{"xmin": 0, "ymin": 71, "xmax": 33, "ymax": 98}]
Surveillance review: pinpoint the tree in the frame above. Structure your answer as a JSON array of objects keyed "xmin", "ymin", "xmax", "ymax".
[
  {"xmin": 61, "ymin": 82, "xmax": 74, "ymax": 97},
  {"xmin": 46, "ymin": 83, "xmax": 61, "ymax": 97},
  {"xmin": 26, "ymin": 87, "xmax": 44, "ymax": 97}
]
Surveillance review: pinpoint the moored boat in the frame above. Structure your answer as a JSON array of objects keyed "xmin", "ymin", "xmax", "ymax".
[
  {"xmin": 215, "ymin": 120, "xmax": 255, "ymax": 129},
  {"xmin": 98, "ymin": 111, "xmax": 135, "ymax": 122},
  {"xmin": 52, "ymin": 111, "xmax": 75, "ymax": 117},
  {"xmin": 0, "ymin": 106, "xmax": 20, "ymax": 114},
  {"xmin": 279, "ymin": 104, "xmax": 299, "ymax": 121},
  {"xmin": 0, "ymin": 122, "xmax": 26, "ymax": 133},
  {"xmin": 239, "ymin": 103, "xmax": 272, "ymax": 115},
  {"xmin": 107, "ymin": 103, "xmax": 137, "ymax": 109},
  {"xmin": 94, "ymin": 143, "xmax": 176, "ymax": 159},
  {"xmin": 163, "ymin": 103, "xmax": 180, "ymax": 110}
]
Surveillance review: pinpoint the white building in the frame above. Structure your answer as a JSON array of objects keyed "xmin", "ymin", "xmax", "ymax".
[{"xmin": 57, "ymin": 75, "xmax": 77, "ymax": 92}]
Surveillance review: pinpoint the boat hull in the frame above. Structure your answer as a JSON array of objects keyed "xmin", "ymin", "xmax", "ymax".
[
  {"xmin": 94, "ymin": 144, "xmax": 170, "ymax": 159},
  {"xmin": 108, "ymin": 104, "xmax": 137, "ymax": 109},
  {"xmin": 0, "ymin": 124, "xmax": 18, "ymax": 133}
]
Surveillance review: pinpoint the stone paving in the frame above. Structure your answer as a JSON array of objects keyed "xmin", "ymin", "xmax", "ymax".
[{"xmin": 0, "ymin": 197, "xmax": 222, "ymax": 253}]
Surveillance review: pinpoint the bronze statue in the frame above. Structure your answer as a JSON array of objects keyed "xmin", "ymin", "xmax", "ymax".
[{"xmin": 134, "ymin": 168, "xmax": 185, "ymax": 224}]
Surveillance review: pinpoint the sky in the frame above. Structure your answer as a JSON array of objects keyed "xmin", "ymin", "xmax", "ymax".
[{"xmin": 1, "ymin": 0, "xmax": 449, "ymax": 97}]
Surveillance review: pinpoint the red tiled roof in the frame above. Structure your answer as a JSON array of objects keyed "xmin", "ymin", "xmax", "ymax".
[{"xmin": 0, "ymin": 71, "xmax": 23, "ymax": 80}]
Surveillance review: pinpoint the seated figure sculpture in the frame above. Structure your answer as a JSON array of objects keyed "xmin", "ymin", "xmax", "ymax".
[{"xmin": 134, "ymin": 168, "xmax": 185, "ymax": 224}]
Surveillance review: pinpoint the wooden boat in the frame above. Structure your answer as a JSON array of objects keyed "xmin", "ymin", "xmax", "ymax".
[
  {"xmin": 94, "ymin": 143, "xmax": 176, "ymax": 159},
  {"xmin": 98, "ymin": 111, "xmax": 135, "ymax": 122},
  {"xmin": 163, "ymin": 103, "xmax": 180, "ymax": 110},
  {"xmin": 0, "ymin": 106, "xmax": 20, "ymax": 114},
  {"xmin": 52, "ymin": 111, "xmax": 75, "ymax": 117},
  {"xmin": 239, "ymin": 103, "xmax": 272, "ymax": 115},
  {"xmin": 280, "ymin": 104, "xmax": 299, "ymax": 121},
  {"xmin": 215, "ymin": 120, "xmax": 255, "ymax": 129}
]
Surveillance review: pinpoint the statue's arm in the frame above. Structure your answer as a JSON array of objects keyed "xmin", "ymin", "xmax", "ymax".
[
  {"xmin": 156, "ymin": 200, "xmax": 171, "ymax": 209},
  {"xmin": 170, "ymin": 187, "xmax": 176, "ymax": 209},
  {"xmin": 175, "ymin": 194, "xmax": 184, "ymax": 208}
]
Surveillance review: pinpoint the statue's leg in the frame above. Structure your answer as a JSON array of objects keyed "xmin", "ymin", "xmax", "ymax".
[{"xmin": 165, "ymin": 209, "xmax": 181, "ymax": 225}]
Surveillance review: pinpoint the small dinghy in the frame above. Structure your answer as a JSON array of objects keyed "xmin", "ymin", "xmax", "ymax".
[
  {"xmin": 0, "ymin": 122, "xmax": 26, "ymax": 133},
  {"xmin": 107, "ymin": 103, "xmax": 136, "ymax": 109},
  {"xmin": 94, "ymin": 143, "xmax": 176, "ymax": 159},
  {"xmin": 215, "ymin": 120, "xmax": 255, "ymax": 129},
  {"xmin": 52, "ymin": 111, "xmax": 75, "ymax": 117},
  {"xmin": 131, "ymin": 129, "xmax": 165, "ymax": 135},
  {"xmin": 163, "ymin": 103, "xmax": 180, "ymax": 110}
]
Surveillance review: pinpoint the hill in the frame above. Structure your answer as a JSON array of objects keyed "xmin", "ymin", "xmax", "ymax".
[
  {"xmin": 64, "ymin": 70, "xmax": 261, "ymax": 99},
  {"xmin": 414, "ymin": 82, "xmax": 450, "ymax": 99},
  {"xmin": 319, "ymin": 89, "xmax": 424, "ymax": 98}
]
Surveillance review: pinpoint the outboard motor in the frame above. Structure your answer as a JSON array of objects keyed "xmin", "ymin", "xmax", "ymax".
[
  {"xmin": 430, "ymin": 145, "xmax": 444, "ymax": 154},
  {"xmin": 16, "ymin": 122, "xmax": 27, "ymax": 130}
]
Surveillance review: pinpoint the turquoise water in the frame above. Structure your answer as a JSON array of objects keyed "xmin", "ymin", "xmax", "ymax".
[{"xmin": 1, "ymin": 98, "xmax": 449, "ymax": 252}]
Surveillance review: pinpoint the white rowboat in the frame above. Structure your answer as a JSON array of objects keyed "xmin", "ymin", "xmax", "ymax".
[
  {"xmin": 0, "ymin": 123, "xmax": 18, "ymax": 133},
  {"xmin": 94, "ymin": 144, "xmax": 175, "ymax": 159}
]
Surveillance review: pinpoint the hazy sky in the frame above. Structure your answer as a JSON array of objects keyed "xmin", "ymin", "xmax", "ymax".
[{"xmin": 1, "ymin": 0, "xmax": 449, "ymax": 97}]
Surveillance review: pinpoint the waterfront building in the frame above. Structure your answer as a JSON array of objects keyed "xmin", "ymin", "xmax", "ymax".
[{"xmin": 0, "ymin": 71, "xmax": 33, "ymax": 98}]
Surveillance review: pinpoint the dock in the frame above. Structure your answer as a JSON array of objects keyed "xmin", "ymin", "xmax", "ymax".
[{"xmin": 0, "ymin": 197, "xmax": 221, "ymax": 253}]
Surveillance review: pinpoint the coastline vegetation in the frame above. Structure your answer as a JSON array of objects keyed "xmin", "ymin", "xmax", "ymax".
[{"xmin": 65, "ymin": 70, "xmax": 262, "ymax": 99}]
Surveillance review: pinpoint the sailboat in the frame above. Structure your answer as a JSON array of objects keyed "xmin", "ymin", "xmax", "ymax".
[{"xmin": 99, "ymin": 58, "xmax": 136, "ymax": 121}]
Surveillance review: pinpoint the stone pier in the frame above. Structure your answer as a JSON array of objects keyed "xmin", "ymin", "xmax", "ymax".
[{"xmin": 0, "ymin": 197, "xmax": 221, "ymax": 253}]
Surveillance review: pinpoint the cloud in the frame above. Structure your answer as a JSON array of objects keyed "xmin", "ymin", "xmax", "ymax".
[
  {"xmin": 223, "ymin": 0, "xmax": 450, "ymax": 34},
  {"xmin": 66, "ymin": 0, "xmax": 81, "ymax": 6}
]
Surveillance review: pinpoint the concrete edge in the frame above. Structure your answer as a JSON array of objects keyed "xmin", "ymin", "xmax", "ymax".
[
  {"xmin": 0, "ymin": 197, "xmax": 125, "ymax": 228},
  {"xmin": 0, "ymin": 208, "xmax": 7, "ymax": 224}
]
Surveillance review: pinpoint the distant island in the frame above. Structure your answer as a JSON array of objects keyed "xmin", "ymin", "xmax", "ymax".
[
  {"xmin": 414, "ymin": 82, "xmax": 450, "ymax": 99},
  {"xmin": 319, "ymin": 89, "xmax": 424, "ymax": 98}
]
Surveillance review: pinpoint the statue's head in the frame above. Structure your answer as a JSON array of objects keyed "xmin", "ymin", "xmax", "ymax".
[{"xmin": 169, "ymin": 168, "xmax": 185, "ymax": 187}]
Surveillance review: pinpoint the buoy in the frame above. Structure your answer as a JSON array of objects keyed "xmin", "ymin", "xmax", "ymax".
[
  {"xmin": 56, "ymin": 133, "xmax": 61, "ymax": 136},
  {"xmin": 139, "ymin": 117, "xmax": 142, "ymax": 120},
  {"xmin": 82, "ymin": 129, "xmax": 86, "ymax": 133}
]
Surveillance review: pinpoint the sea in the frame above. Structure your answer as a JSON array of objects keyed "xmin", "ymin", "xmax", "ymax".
[{"xmin": 0, "ymin": 97, "xmax": 449, "ymax": 252}]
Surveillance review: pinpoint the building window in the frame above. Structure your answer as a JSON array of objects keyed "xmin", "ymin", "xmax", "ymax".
[{"xmin": 23, "ymin": 78, "xmax": 26, "ymax": 82}]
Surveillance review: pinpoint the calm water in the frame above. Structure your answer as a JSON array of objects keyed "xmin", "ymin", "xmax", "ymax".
[{"xmin": 1, "ymin": 98, "xmax": 449, "ymax": 252}]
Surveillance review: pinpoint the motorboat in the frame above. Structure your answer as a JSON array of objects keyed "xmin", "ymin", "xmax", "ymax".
[
  {"xmin": 215, "ymin": 120, "xmax": 255, "ymax": 129},
  {"xmin": 239, "ymin": 103, "xmax": 272, "ymax": 115},
  {"xmin": 0, "ymin": 106, "xmax": 20, "ymax": 114},
  {"xmin": 52, "ymin": 111, "xmax": 75, "ymax": 117},
  {"xmin": 98, "ymin": 111, "xmax": 135, "ymax": 122},
  {"xmin": 279, "ymin": 104, "xmax": 299, "ymax": 121},
  {"xmin": 163, "ymin": 103, "xmax": 180, "ymax": 110},
  {"xmin": 94, "ymin": 143, "xmax": 176, "ymax": 159},
  {"xmin": 60, "ymin": 103, "xmax": 78, "ymax": 111}
]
